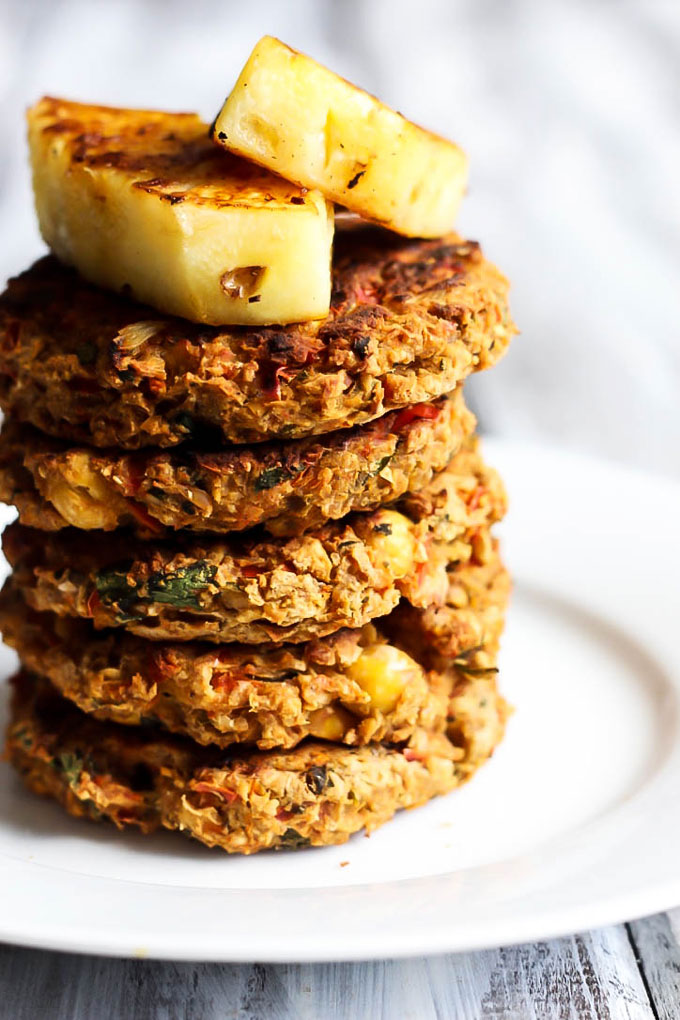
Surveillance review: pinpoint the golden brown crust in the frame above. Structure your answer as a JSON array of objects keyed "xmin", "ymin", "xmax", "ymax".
[
  {"xmin": 6, "ymin": 670, "xmax": 508, "ymax": 854},
  {"xmin": 31, "ymin": 98, "xmax": 321, "ymax": 213},
  {"xmin": 383, "ymin": 542, "xmax": 512, "ymax": 670},
  {"xmin": 0, "ymin": 551, "xmax": 508, "ymax": 749},
  {"xmin": 4, "ymin": 444, "xmax": 506, "ymax": 644},
  {"xmin": 0, "ymin": 391, "xmax": 475, "ymax": 537},
  {"xmin": 0, "ymin": 235, "xmax": 514, "ymax": 446}
]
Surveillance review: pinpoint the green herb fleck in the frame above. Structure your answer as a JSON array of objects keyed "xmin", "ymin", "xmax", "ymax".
[
  {"xmin": 254, "ymin": 463, "xmax": 301, "ymax": 492},
  {"xmin": 55, "ymin": 751, "xmax": 84, "ymax": 787},
  {"xmin": 95, "ymin": 566, "xmax": 143, "ymax": 623},
  {"xmin": 254, "ymin": 466, "xmax": 289, "ymax": 491},
  {"xmin": 280, "ymin": 828, "xmax": 311, "ymax": 849},
  {"xmin": 12, "ymin": 725, "xmax": 33, "ymax": 750},
  {"xmin": 147, "ymin": 561, "xmax": 217, "ymax": 609},
  {"xmin": 96, "ymin": 559, "xmax": 216, "ymax": 615},
  {"xmin": 453, "ymin": 661, "xmax": 499, "ymax": 679},
  {"xmin": 95, "ymin": 566, "xmax": 138, "ymax": 604},
  {"xmin": 371, "ymin": 454, "xmax": 393, "ymax": 477},
  {"xmin": 173, "ymin": 412, "xmax": 196, "ymax": 436},
  {"xmin": 75, "ymin": 342, "xmax": 96, "ymax": 367}
]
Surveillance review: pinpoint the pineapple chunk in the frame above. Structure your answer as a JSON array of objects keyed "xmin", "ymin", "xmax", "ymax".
[
  {"xmin": 27, "ymin": 97, "xmax": 334, "ymax": 325},
  {"xmin": 212, "ymin": 36, "xmax": 468, "ymax": 238}
]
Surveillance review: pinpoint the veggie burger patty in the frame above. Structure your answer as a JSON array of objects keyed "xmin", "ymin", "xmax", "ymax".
[
  {"xmin": 0, "ymin": 389, "xmax": 474, "ymax": 538},
  {"xmin": 3, "ymin": 443, "xmax": 506, "ymax": 644},
  {"xmin": 6, "ymin": 670, "xmax": 509, "ymax": 854},
  {"xmin": 0, "ymin": 551, "xmax": 509, "ymax": 749},
  {"xmin": 0, "ymin": 233, "xmax": 515, "ymax": 447}
]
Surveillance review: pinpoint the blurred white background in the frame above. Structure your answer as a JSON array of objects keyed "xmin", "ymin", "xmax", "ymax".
[{"xmin": 0, "ymin": 0, "xmax": 677, "ymax": 474}]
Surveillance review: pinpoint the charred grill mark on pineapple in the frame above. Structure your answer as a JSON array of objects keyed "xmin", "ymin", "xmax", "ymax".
[{"xmin": 28, "ymin": 97, "xmax": 334, "ymax": 326}]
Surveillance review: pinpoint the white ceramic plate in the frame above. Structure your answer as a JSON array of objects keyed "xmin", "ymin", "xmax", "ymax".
[{"xmin": 0, "ymin": 438, "xmax": 679, "ymax": 962}]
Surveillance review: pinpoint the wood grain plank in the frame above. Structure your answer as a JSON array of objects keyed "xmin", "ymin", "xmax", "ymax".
[
  {"xmin": 0, "ymin": 948, "xmax": 444, "ymax": 1020},
  {"xmin": 0, "ymin": 946, "xmax": 256, "ymax": 1020},
  {"xmin": 0, "ymin": 924, "xmax": 658, "ymax": 1020},
  {"xmin": 272, "ymin": 959, "xmax": 442, "ymax": 1019},
  {"xmin": 421, "ymin": 926, "xmax": 655, "ymax": 1020},
  {"xmin": 628, "ymin": 913, "xmax": 680, "ymax": 1020}
]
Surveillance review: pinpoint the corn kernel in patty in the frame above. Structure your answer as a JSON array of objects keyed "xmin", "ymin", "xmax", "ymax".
[
  {"xmin": 348, "ymin": 644, "xmax": 419, "ymax": 714},
  {"xmin": 368, "ymin": 510, "xmax": 419, "ymax": 577}
]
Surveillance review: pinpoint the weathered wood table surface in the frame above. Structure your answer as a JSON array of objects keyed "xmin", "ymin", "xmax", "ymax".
[{"xmin": 1, "ymin": 911, "xmax": 679, "ymax": 1018}]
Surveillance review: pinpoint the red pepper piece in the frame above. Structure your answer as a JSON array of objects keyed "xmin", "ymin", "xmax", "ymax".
[{"xmin": 392, "ymin": 403, "xmax": 439, "ymax": 431}]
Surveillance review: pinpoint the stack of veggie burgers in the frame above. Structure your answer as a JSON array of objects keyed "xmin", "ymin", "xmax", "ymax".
[{"xmin": 0, "ymin": 38, "xmax": 516, "ymax": 854}]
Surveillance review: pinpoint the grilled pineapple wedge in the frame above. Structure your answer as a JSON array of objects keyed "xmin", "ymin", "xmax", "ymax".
[
  {"xmin": 27, "ymin": 97, "xmax": 334, "ymax": 325},
  {"xmin": 212, "ymin": 36, "xmax": 468, "ymax": 238}
]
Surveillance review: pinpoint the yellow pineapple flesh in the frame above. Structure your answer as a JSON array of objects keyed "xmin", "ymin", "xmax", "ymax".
[
  {"xmin": 28, "ymin": 97, "xmax": 334, "ymax": 325},
  {"xmin": 212, "ymin": 36, "xmax": 468, "ymax": 238}
]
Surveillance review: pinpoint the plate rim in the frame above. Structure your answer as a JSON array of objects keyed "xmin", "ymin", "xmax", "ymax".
[{"xmin": 1, "ymin": 436, "xmax": 680, "ymax": 962}]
